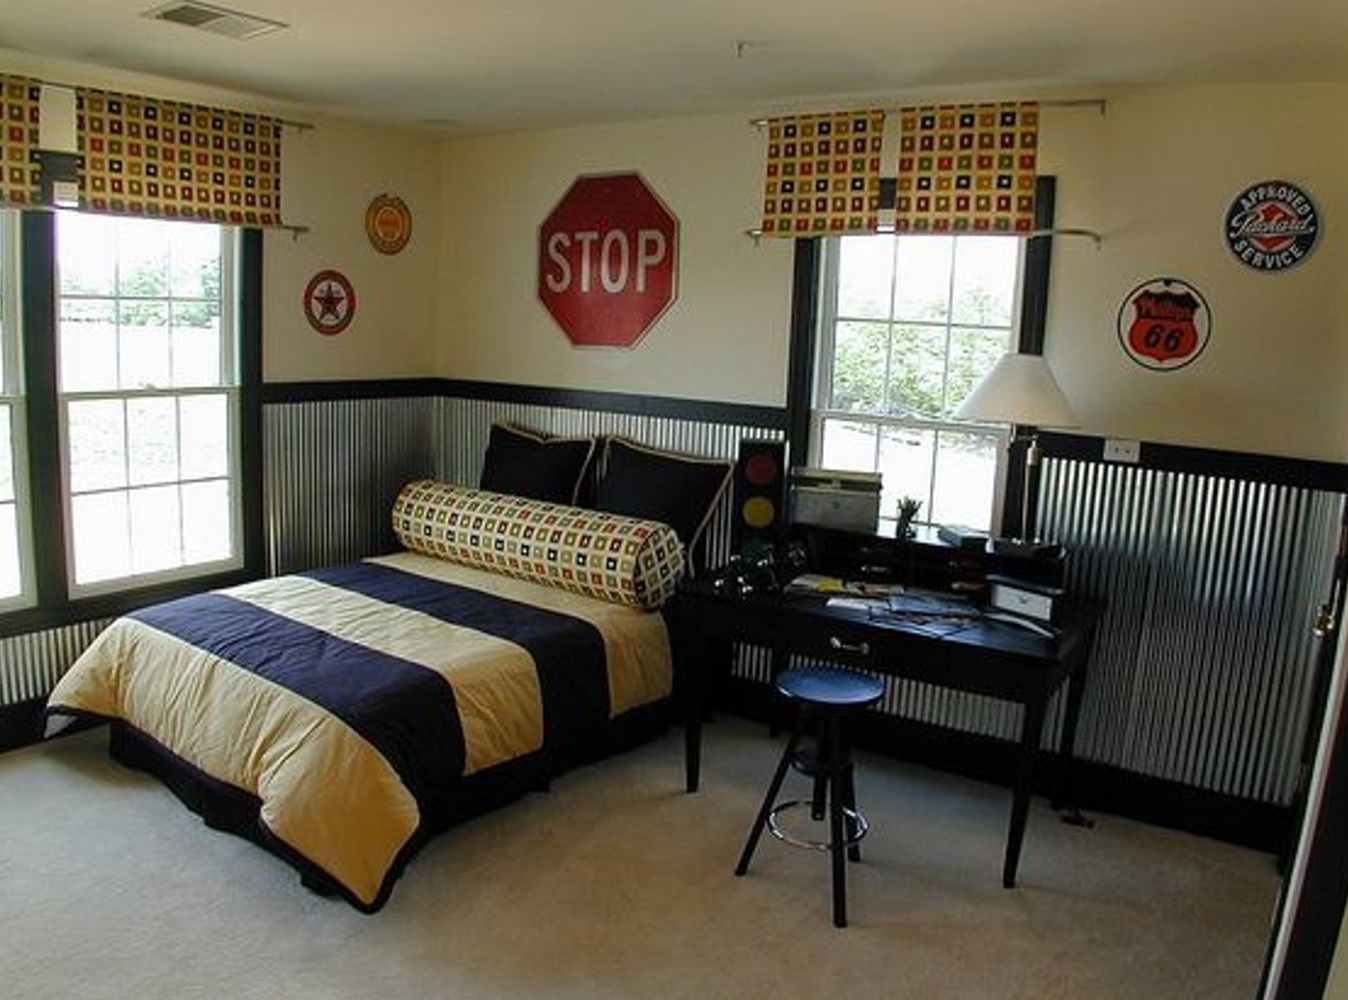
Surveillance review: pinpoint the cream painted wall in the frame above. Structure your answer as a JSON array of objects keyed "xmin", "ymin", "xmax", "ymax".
[
  {"xmin": 437, "ymin": 83, "xmax": 1348, "ymax": 461},
  {"xmin": 263, "ymin": 117, "xmax": 441, "ymax": 381},
  {"xmin": 1044, "ymin": 83, "xmax": 1348, "ymax": 461},
  {"xmin": 438, "ymin": 115, "xmax": 794, "ymax": 406}
]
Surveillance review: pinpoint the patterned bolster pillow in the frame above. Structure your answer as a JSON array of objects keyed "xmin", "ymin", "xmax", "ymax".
[{"xmin": 392, "ymin": 480, "xmax": 686, "ymax": 610}]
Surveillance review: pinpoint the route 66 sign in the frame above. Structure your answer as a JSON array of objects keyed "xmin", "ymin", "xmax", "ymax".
[{"xmin": 1116, "ymin": 277, "xmax": 1211, "ymax": 371}]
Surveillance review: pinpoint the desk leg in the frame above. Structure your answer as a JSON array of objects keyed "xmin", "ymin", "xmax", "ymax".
[
  {"xmin": 1004, "ymin": 697, "xmax": 1047, "ymax": 889},
  {"xmin": 681, "ymin": 637, "xmax": 733, "ymax": 794},
  {"xmin": 1052, "ymin": 648, "xmax": 1092, "ymax": 818}
]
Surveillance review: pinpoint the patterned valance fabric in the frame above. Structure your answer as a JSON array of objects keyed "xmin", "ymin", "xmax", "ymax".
[
  {"xmin": 759, "ymin": 108, "xmax": 885, "ymax": 236},
  {"xmin": 76, "ymin": 87, "xmax": 283, "ymax": 226},
  {"xmin": 894, "ymin": 101, "xmax": 1039, "ymax": 234},
  {"xmin": 0, "ymin": 75, "xmax": 41, "ymax": 207},
  {"xmin": 392, "ymin": 480, "xmax": 686, "ymax": 610}
]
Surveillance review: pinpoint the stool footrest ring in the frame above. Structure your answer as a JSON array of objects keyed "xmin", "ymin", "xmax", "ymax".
[{"xmin": 767, "ymin": 800, "xmax": 868, "ymax": 852}]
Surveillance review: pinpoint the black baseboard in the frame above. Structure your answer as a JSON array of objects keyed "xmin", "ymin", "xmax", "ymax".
[{"xmin": 719, "ymin": 675, "xmax": 1292, "ymax": 857}]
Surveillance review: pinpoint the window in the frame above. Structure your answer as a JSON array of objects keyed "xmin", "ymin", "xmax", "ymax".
[
  {"xmin": 0, "ymin": 211, "xmax": 32, "ymax": 608},
  {"xmin": 56, "ymin": 213, "xmax": 241, "ymax": 593},
  {"xmin": 0, "ymin": 209, "xmax": 257, "ymax": 632},
  {"xmin": 811, "ymin": 233, "xmax": 1024, "ymax": 533}
]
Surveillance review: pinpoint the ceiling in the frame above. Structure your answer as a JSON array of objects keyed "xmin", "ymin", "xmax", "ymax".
[{"xmin": 2, "ymin": 0, "xmax": 1347, "ymax": 135}]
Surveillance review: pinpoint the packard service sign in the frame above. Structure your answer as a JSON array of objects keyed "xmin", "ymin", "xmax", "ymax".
[
  {"xmin": 1224, "ymin": 180, "xmax": 1319, "ymax": 272},
  {"xmin": 538, "ymin": 173, "xmax": 679, "ymax": 348}
]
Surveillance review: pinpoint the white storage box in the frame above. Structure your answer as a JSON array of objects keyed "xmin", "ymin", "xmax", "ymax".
[{"xmin": 788, "ymin": 467, "xmax": 882, "ymax": 533}]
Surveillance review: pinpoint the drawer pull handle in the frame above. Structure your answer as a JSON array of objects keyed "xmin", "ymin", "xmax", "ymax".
[{"xmin": 829, "ymin": 636, "xmax": 870, "ymax": 656}]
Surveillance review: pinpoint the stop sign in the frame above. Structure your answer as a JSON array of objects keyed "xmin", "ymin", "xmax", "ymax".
[{"xmin": 538, "ymin": 173, "xmax": 679, "ymax": 348}]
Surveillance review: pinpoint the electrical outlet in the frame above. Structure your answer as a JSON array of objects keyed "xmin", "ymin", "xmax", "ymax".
[{"xmin": 1103, "ymin": 438, "xmax": 1141, "ymax": 463}]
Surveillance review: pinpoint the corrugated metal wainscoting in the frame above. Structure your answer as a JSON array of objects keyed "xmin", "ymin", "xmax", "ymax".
[
  {"xmin": 1037, "ymin": 451, "xmax": 1342, "ymax": 806},
  {"xmin": 264, "ymin": 396, "xmax": 439, "ymax": 575},
  {"xmin": 0, "ymin": 619, "xmax": 112, "ymax": 707},
  {"xmin": 10, "ymin": 383, "xmax": 1337, "ymax": 821},
  {"xmin": 434, "ymin": 394, "xmax": 783, "ymax": 570}
]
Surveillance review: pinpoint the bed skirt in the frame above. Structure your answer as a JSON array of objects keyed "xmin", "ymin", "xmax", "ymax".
[{"xmin": 106, "ymin": 694, "xmax": 679, "ymax": 904}]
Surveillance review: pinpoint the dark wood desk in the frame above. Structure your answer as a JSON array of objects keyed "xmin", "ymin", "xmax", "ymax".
[{"xmin": 672, "ymin": 582, "xmax": 1102, "ymax": 888}]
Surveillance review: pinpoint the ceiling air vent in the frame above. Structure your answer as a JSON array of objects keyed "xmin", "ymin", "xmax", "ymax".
[{"xmin": 143, "ymin": 2, "xmax": 287, "ymax": 40}]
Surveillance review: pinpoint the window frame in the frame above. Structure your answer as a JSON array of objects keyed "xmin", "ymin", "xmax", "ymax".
[
  {"xmin": 785, "ymin": 176, "xmax": 1057, "ymax": 538},
  {"xmin": 809, "ymin": 232, "xmax": 1022, "ymax": 533},
  {"xmin": 54, "ymin": 213, "xmax": 245, "ymax": 597},
  {"xmin": 0, "ymin": 211, "xmax": 35, "ymax": 612},
  {"xmin": 0, "ymin": 210, "xmax": 262, "ymax": 639}
]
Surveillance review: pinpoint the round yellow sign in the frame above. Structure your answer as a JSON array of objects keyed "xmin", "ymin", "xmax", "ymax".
[{"xmin": 365, "ymin": 194, "xmax": 412, "ymax": 254}]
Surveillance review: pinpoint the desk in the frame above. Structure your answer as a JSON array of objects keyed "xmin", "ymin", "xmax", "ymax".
[{"xmin": 672, "ymin": 582, "xmax": 1102, "ymax": 888}]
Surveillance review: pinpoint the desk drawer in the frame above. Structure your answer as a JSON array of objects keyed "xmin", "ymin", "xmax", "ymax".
[{"xmin": 778, "ymin": 617, "xmax": 901, "ymax": 672}]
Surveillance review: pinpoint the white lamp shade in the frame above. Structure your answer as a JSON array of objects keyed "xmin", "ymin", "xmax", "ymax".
[{"xmin": 955, "ymin": 352, "xmax": 1078, "ymax": 429}]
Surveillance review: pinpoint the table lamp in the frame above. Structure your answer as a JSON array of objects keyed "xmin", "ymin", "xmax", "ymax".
[{"xmin": 954, "ymin": 352, "xmax": 1078, "ymax": 546}]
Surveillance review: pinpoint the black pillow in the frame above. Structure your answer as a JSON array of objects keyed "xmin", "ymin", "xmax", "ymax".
[
  {"xmin": 594, "ymin": 438, "xmax": 734, "ymax": 558},
  {"xmin": 479, "ymin": 424, "xmax": 595, "ymax": 505}
]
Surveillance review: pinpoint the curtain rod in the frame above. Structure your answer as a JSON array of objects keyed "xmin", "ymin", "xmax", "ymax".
[
  {"xmin": 748, "ymin": 97, "xmax": 1105, "ymax": 128},
  {"xmin": 18, "ymin": 73, "xmax": 315, "ymax": 131},
  {"xmin": 742, "ymin": 226, "xmax": 1101, "ymax": 245}
]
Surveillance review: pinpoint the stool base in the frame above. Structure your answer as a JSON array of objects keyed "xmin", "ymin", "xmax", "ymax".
[{"xmin": 768, "ymin": 799, "xmax": 869, "ymax": 852}]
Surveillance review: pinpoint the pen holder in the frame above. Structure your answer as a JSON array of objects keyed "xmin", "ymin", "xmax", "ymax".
[{"xmin": 894, "ymin": 496, "xmax": 921, "ymax": 540}]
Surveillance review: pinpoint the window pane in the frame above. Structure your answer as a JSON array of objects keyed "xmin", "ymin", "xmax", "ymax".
[
  {"xmin": 836, "ymin": 237, "xmax": 895, "ymax": 319},
  {"xmin": 182, "ymin": 479, "xmax": 232, "ymax": 564},
  {"xmin": 59, "ymin": 299, "xmax": 119, "ymax": 393},
  {"xmin": 0, "ymin": 405, "xmax": 11, "ymax": 503},
  {"xmin": 0, "ymin": 503, "xmax": 19, "ymax": 599},
  {"xmin": 819, "ymin": 417, "xmax": 878, "ymax": 473},
  {"xmin": 171, "ymin": 302, "xmax": 221, "ymax": 387},
  {"xmin": 119, "ymin": 301, "xmax": 171, "ymax": 390},
  {"xmin": 68, "ymin": 400, "xmax": 127, "ymax": 492},
  {"xmin": 877, "ymin": 425, "xmax": 935, "ymax": 521},
  {"xmin": 71, "ymin": 491, "xmax": 131, "ymax": 584},
  {"xmin": 888, "ymin": 324, "xmax": 946, "ymax": 418},
  {"xmin": 929, "ymin": 430, "xmax": 1001, "ymax": 528},
  {"xmin": 117, "ymin": 221, "xmax": 171, "ymax": 298},
  {"xmin": 179, "ymin": 394, "xmax": 228, "ymax": 480},
  {"xmin": 830, "ymin": 321, "xmax": 888, "ymax": 412},
  {"xmin": 951, "ymin": 237, "xmax": 1020, "ymax": 327},
  {"xmin": 57, "ymin": 214, "xmax": 118, "ymax": 295},
  {"xmin": 893, "ymin": 237, "xmax": 954, "ymax": 322},
  {"xmin": 129, "ymin": 484, "xmax": 182, "ymax": 574},
  {"xmin": 127, "ymin": 397, "xmax": 179, "ymax": 486},
  {"xmin": 169, "ymin": 226, "xmax": 222, "ymax": 299}
]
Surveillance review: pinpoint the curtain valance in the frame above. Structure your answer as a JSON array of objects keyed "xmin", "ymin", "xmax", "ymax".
[
  {"xmin": 0, "ymin": 75, "xmax": 41, "ymax": 207},
  {"xmin": 757, "ymin": 100, "xmax": 1041, "ymax": 237},
  {"xmin": 76, "ymin": 87, "xmax": 283, "ymax": 226},
  {"xmin": 895, "ymin": 101, "xmax": 1039, "ymax": 234},
  {"xmin": 759, "ymin": 109, "xmax": 886, "ymax": 236}
]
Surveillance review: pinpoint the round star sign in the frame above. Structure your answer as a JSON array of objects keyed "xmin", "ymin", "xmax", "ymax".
[{"xmin": 303, "ymin": 269, "xmax": 356, "ymax": 335}]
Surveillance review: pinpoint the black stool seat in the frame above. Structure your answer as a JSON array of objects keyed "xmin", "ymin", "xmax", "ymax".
[
  {"xmin": 776, "ymin": 665, "xmax": 885, "ymax": 707},
  {"xmin": 735, "ymin": 665, "xmax": 884, "ymax": 927}
]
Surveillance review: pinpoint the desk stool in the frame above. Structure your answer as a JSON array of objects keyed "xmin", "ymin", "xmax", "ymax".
[{"xmin": 734, "ymin": 665, "xmax": 885, "ymax": 927}]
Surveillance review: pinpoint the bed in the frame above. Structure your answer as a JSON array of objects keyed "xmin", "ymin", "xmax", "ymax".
[{"xmin": 44, "ymin": 443, "xmax": 731, "ymax": 912}]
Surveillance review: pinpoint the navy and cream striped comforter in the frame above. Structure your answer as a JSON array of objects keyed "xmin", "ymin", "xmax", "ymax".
[{"xmin": 46, "ymin": 551, "xmax": 673, "ymax": 911}]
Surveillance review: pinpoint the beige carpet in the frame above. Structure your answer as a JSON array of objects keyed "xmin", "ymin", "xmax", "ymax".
[{"xmin": 0, "ymin": 719, "xmax": 1278, "ymax": 1000}]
